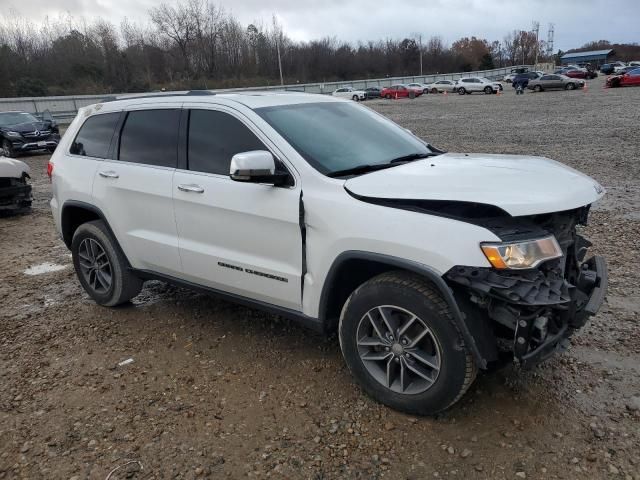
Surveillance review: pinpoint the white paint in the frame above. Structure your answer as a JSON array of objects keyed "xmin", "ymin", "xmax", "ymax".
[{"xmin": 23, "ymin": 262, "xmax": 67, "ymax": 276}]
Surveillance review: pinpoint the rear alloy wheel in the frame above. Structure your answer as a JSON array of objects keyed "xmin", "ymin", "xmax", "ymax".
[
  {"xmin": 408, "ymin": 91, "xmax": 416, "ymax": 99},
  {"xmin": 2, "ymin": 139, "xmax": 15, "ymax": 158},
  {"xmin": 72, "ymin": 220, "xmax": 142, "ymax": 306},
  {"xmin": 484, "ymin": 86, "xmax": 493, "ymax": 94},
  {"xmin": 457, "ymin": 87, "xmax": 466, "ymax": 95},
  {"xmin": 565, "ymin": 82, "xmax": 575, "ymax": 90},
  {"xmin": 534, "ymin": 85, "xmax": 543, "ymax": 92},
  {"xmin": 339, "ymin": 271, "xmax": 477, "ymax": 415},
  {"xmin": 431, "ymin": 88, "xmax": 438, "ymax": 94}
]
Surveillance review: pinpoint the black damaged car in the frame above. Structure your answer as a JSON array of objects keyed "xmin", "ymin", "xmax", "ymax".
[{"xmin": 0, "ymin": 111, "xmax": 60, "ymax": 158}]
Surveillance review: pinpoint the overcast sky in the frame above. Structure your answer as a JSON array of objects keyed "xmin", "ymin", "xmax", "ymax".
[{"xmin": 4, "ymin": 0, "xmax": 639, "ymax": 51}]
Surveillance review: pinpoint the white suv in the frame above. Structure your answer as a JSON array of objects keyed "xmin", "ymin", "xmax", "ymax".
[
  {"xmin": 49, "ymin": 91, "xmax": 607, "ymax": 415},
  {"xmin": 455, "ymin": 77, "xmax": 503, "ymax": 95}
]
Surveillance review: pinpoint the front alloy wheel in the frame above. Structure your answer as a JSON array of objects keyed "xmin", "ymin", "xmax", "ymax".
[
  {"xmin": 339, "ymin": 271, "xmax": 477, "ymax": 415},
  {"xmin": 356, "ymin": 305, "xmax": 441, "ymax": 394}
]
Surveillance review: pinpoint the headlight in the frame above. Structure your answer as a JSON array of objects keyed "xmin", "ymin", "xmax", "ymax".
[
  {"xmin": 480, "ymin": 236, "xmax": 562, "ymax": 270},
  {"xmin": 6, "ymin": 131, "xmax": 21, "ymax": 137}
]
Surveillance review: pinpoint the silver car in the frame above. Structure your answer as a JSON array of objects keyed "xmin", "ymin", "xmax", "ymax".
[
  {"xmin": 425, "ymin": 80, "xmax": 457, "ymax": 93},
  {"xmin": 527, "ymin": 74, "xmax": 585, "ymax": 92}
]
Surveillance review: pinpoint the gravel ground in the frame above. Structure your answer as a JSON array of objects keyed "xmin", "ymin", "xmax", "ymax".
[{"xmin": 1, "ymin": 75, "xmax": 639, "ymax": 479}]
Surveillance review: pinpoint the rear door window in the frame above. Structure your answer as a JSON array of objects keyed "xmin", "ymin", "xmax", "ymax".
[
  {"xmin": 118, "ymin": 109, "xmax": 180, "ymax": 167},
  {"xmin": 70, "ymin": 113, "xmax": 120, "ymax": 158},
  {"xmin": 187, "ymin": 110, "xmax": 266, "ymax": 176}
]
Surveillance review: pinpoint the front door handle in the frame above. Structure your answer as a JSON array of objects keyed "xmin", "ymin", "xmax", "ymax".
[
  {"xmin": 99, "ymin": 170, "xmax": 119, "ymax": 179},
  {"xmin": 178, "ymin": 184, "xmax": 205, "ymax": 193}
]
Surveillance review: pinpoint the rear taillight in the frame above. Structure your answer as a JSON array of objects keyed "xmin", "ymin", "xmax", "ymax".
[{"xmin": 47, "ymin": 162, "xmax": 54, "ymax": 182}]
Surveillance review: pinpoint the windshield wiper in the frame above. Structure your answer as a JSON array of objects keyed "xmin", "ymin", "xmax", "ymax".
[
  {"xmin": 326, "ymin": 163, "xmax": 396, "ymax": 178},
  {"xmin": 327, "ymin": 149, "xmax": 445, "ymax": 178},
  {"xmin": 389, "ymin": 152, "xmax": 440, "ymax": 164}
]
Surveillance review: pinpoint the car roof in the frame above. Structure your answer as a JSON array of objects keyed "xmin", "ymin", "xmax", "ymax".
[{"xmin": 87, "ymin": 91, "xmax": 343, "ymax": 113}]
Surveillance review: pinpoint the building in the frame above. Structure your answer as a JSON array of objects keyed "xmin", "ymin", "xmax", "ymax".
[{"xmin": 560, "ymin": 49, "xmax": 614, "ymax": 67}]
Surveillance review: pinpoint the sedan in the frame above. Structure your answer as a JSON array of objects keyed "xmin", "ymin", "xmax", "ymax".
[
  {"xmin": 332, "ymin": 87, "xmax": 367, "ymax": 101},
  {"xmin": 606, "ymin": 68, "xmax": 640, "ymax": 88},
  {"xmin": 406, "ymin": 83, "xmax": 429, "ymax": 94},
  {"xmin": 425, "ymin": 80, "xmax": 456, "ymax": 93},
  {"xmin": 527, "ymin": 74, "xmax": 585, "ymax": 92},
  {"xmin": 380, "ymin": 85, "xmax": 422, "ymax": 99},
  {"xmin": 364, "ymin": 87, "xmax": 382, "ymax": 99}
]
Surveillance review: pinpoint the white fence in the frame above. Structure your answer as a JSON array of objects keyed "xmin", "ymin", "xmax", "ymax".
[{"xmin": 0, "ymin": 65, "xmax": 532, "ymax": 123}]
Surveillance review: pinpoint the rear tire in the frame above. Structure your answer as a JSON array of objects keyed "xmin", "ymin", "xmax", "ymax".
[
  {"xmin": 71, "ymin": 220, "xmax": 143, "ymax": 307},
  {"xmin": 431, "ymin": 88, "xmax": 438, "ymax": 94},
  {"xmin": 338, "ymin": 271, "xmax": 477, "ymax": 415},
  {"xmin": 534, "ymin": 85, "xmax": 543, "ymax": 92},
  {"xmin": 408, "ymin": 91, "xmax": 416, "ymax": 99}
]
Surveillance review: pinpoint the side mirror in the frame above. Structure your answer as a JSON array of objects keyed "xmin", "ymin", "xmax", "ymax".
[{"xmin": 230, "ymin": 150, "xmax": 290, "ymax": 186}]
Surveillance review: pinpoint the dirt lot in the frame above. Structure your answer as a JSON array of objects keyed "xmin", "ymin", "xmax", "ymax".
[{"xmin": 1, "ymin": 76, "xmax": 639, "ymax": 479}]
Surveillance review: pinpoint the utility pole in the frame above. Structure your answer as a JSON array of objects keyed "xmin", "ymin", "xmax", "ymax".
[
  {"xmin": 273, "ymin": 15, "xmax": 284, "ymax": 86},
  {"xmin": 418, "ymin": 34, "xmax": 423, "ymax": 76},
  {"xmin": 532, "ymin": 21, "xmax": 540, "ymax": 66}
]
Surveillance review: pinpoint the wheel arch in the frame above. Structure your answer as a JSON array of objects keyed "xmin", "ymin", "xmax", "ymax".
[
  {"xmin": 318, "ymin": 251, "xmax": 488, "ymax": 368},
  {"xmin": 60, "ymin": 201, "xmax": 130, "ymax": 268}
]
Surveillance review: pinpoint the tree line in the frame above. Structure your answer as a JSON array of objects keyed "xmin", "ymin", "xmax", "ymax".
[{"xmin": 0, "ymin": 1, "xmax": 635, "ymax": 98}]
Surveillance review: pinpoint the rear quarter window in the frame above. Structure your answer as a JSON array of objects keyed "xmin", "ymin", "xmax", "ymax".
[{"xmin": 70, "ymin": 113, "xmax": 120, "ymax": 158}]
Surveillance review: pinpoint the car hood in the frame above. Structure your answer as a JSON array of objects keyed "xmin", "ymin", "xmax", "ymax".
[
  {"xmin": 1, "ymin": 121, "xmax": 50, "ymax": 133},
  {"xmin": 0, "ymin": 157, "xmax": 30, "ymax": 178},
  {"xmin": 344, "ymin": 153, "xmax": 604, "ymax": 217}
]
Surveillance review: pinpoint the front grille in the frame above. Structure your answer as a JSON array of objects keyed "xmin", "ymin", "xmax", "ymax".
[{"xmin": 22, "ymin": 130, "xmax": 51, "ymax": 138}]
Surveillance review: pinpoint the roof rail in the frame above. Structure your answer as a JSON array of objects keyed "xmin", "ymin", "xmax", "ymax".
[{"xmin": 101, "ymin": 90, "xmax": 215, "ymax": 103}]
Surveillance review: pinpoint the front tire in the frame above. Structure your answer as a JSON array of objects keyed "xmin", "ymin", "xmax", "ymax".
[
  {"xmin": 71, "ymin": 220, "xmax": 143, "ymax": 307},
  {"xmin": 2, "ymin": 139, "xmax": 15, "ymax": 158},
  {"xmin": 352, "ymin": 95, "xmax": 359, "ymax": 101},
  {"xmin": 457, "ymin": 87, "xmax": 466, "ymax": 95},
  {"xmin": 484, "ymin": 86, "xmax": 493, "ymax": 94},
  {"xmin": 338, "ymin": 272, "xmax": 477, "ymax": 415},
  {"xmin": 565, "ymin": 82, "xmax": 575, "ymax": 90},
  {"xmin": 385, "ymin": 93, "xmax": 392, "ymax": 99}
]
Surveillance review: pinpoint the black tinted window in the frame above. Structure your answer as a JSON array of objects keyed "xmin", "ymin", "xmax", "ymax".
[
  {"xmin": 118, "ymin": 109, "xmax": 180, "ymax": 167},
  {"xmin": 70, "ymin": 113, "xmax": 119, "ymax": 158},
  {"xmin": 188, "ymin": 110, "xmax": 266, "ymax": 175}
]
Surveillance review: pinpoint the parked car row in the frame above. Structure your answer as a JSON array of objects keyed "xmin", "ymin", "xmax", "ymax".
[
  {"xmin": 599, "ymin": 61, "xmax": 640, "ymax": 75},
  {"xmin": 332, "ymin": 76, "xmax": 502, "ymax": 101}
]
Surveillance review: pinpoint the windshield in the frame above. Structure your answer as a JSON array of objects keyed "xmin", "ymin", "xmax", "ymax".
[
  {"xmin": 255, "ymin": 102, "xmax": 431, "ymax": 176},
  {"xmin": 0, "ymin": 112, "xmax": 39, "ymax": 127}
]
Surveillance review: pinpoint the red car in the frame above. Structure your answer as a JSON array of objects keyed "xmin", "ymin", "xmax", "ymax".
[
  {"xmin": 380, "ymin": 84, "xmax": 422, "ymax": 99},
  {"xmin": 563, "ymin": 69, "xmax": 587, "ymax": 79},
  {"xmin": 606, "ymin": 68, "xmax": 640, "ymax": 87}
]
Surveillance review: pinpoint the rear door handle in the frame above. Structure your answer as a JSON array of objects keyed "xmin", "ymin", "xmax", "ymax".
[
  {"xmin": 99, "ymin": 170, "xmax": 119, "ymax": 179},
  {"xmin": 178, "ymin": 184, "xmax": 205, "ymax": 193}
]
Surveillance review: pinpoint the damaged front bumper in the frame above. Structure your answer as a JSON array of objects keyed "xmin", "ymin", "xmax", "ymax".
[
  {"xmin": 446, "ymin": 255, "xmax": 607, "ymax": 369},
  {"xmin": 0, "ymin": 177, "xmax": 32, "ymax": 214}
]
